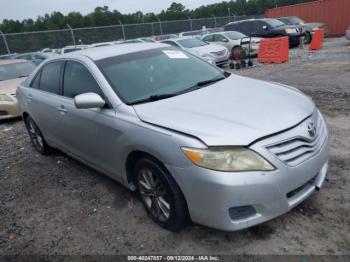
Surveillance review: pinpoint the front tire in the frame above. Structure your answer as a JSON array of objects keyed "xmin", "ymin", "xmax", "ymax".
[
  {"xmin": 304, "ymin": 31, "xmax": 312, "ymax": 44},
  {"xmin": 25, "ymin": 116, "xmax": 50, "ymax": 155},
  {"xmin": 135, "ymin": 157, "xmax": 188, "ymax": 231}
]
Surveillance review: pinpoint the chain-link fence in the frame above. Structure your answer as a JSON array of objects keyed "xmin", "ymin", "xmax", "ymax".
[{"xmin": 0, "ymin": 15, "xmax": 260, "ymax": 55}]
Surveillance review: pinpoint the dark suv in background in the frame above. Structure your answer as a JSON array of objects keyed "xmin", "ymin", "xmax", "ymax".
[
  {"xmin": 224, "ymin": 18, "xmax": 304, "ymax": 47},
  {"xmin": 277, "ymin": 16, "xmax": 328, "ymax": 44}
]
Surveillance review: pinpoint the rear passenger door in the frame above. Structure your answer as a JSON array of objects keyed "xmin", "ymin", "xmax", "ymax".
[
  {"xmin": 58, "ymin": 60, "xmax": 120, "ymax": 174},
  {"xmin": 26, "ymin": 61, "xmax": 64, "ymax": 147}
]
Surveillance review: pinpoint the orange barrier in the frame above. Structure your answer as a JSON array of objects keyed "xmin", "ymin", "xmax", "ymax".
[
  {"xmin": 309, "ymin": 29, "xmax": 324, "ymax": 51},
  {"xmin": 257, "ymin": 37, "xmax": 289, "ymax": 64}
]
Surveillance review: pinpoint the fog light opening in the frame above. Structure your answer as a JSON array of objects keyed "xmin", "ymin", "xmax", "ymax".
[{"xmin": 229, "ymin": 205, "xmax": 257, "ymax": 221}]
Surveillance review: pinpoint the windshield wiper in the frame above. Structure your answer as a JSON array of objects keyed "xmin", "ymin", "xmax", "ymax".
[
  {"xmin": 130, "ymin": 75, "xmax": 228, "ymax": 105},
  {"xmin": 197, "ymin": 76, "xmax": 226, "ymax": 87},
  {"xmin": 130, "ymin": 93, "xmax": 178, "ymax": 105}
]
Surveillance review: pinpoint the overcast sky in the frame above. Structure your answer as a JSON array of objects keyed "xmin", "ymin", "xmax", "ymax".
[{"xmin": 0, "ymin": 0, "xmax": 222, "ymax": 20}]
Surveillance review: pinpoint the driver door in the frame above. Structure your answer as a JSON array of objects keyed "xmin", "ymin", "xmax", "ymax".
[{"xmin": 58, "ymin": 60, "xmax": 122, "ymax": 176}]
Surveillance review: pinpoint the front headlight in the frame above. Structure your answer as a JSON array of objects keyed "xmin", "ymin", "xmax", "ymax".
[
  {"xmin": 0, "ymin": 94, "xmax": 12, "ymax": 102},
  {"xmin": 181, "ymin": 147, "xmax": 275, "ymax": 172},
  {"xmin": 285, "ymin": 28, "xmax": 296, "ymax": 34}
]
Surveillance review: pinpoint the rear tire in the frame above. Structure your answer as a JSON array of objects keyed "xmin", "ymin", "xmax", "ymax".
[
  {"xmin": 25, "ymin": 116, "xmax": 50, "ymax": 155},
  {"xmin": 135, "ymin": 157, "xmax": 188, "ymax": 231}
]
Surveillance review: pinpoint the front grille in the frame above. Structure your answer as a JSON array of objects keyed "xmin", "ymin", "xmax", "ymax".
[
  {"xmin": 266, "ymin": 113, "xmax": 327, "ymax": 166},
  {"xmin": 210, "ymin": 50, "xmax": 227, "ymax": 57},
  {"xmin": 0, "ymin": 111, "xmax": 8, "ymax": 116}
]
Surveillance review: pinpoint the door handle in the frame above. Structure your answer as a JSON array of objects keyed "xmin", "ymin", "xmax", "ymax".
[
  {"xmin": 57, "ymin": 105, "xmax": 68, "ymax": 114},
  {"xmin": 27, "ymin": 94, "xmax": 33, "ymax": 102}
]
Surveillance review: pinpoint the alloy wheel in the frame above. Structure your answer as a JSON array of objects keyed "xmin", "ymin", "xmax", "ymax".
[
  {"xmin": 137, "ymin": 168, "xmax": 171, "ymax": 222},
  {"xmin": 27, "ymin": 119, "xmax": 44, "ymax": 152}
]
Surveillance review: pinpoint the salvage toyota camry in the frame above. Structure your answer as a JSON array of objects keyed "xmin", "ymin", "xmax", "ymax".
[{"xmin": 17, "ymin": 43, "xmax": 329, "ymax": 231}]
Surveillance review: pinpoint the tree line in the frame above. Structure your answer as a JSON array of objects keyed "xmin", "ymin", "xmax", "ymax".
[{"xmin": 1, "ymin": 0, "xmax": 315, "ymax": 34}]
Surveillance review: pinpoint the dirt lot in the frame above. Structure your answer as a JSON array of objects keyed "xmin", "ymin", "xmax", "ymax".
[{"xmin": 0, "ymin": 37, "xmax": 349, "ymax": 256}]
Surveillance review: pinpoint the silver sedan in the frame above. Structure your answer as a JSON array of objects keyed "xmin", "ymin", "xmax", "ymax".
[
  {"xmin": 17, "ymin": 43, "xmax": 329, "ymax": 231},
  {"xmin": 161, "ymin": 37, "xmax": 230, "ymax": 67}
]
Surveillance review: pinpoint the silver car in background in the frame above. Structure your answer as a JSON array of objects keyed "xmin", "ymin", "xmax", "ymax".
[
  {"xmin": 17, "ymin": 43, "xmax": 329, "ymax": 231},
  {"xmin": 201, "ymin": 31, "xmax": 262, "ymax": 57},
  {"xmin": 161, "ymin": 37, "xmax": 230, "ymax": 66}
]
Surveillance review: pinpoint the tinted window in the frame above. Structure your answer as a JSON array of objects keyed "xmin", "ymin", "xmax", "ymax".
[
  {"xmin": 253, "ymin": 21, "xmax": 267, "ymax": 33},
  {"xmin": 265, "ymin": 19, "xmax": 285, "ymax": 28},
  {"xmin": 63, "ymin": 61, "xmax": 102, "ymax": 98},
  {"xmin": 97, "ymin": 47, "xmax": 224, "ymax": 104},
  {"xmin": 278, "ymin": 18, "xmax": 293, "ymax": 25},
  {"xmin": 40, "ymin": 62, "xmax": 63, "ymax": 94},
  {"xmin": 31, "ymin": 71, "xmax": 41, "ymax": 89},
  {"xmin": 63, "ymin": 48, "xmax": 81, "ymax": 54}
]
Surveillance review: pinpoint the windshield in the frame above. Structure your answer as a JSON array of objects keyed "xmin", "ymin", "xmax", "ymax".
[
  {"xmin": 63, "ymin": 48, "xmax": 81, "ymax": 53},
  {"xmin": 278, "ymin": 18, "xmax": 293, "ymax": 25},
  {"xmin": 177, "ymin": 38, "xmax": 208, "ymax": 48},
  {"xmin": 289, "ymin": 16, "xmax": 304, "ymax": 25},
  {"xmin": 0, "ymin": 62, "xmax": 35, "ymax": 81},
  {"xmin": 97, "ymin": 48, "xmax": 224, "ymax": 104},
  {"xmin": 224, "ymin": 31, "xmax": 247, "ymax": 40},
  {"xmin": 265, "ymin": 19, "xmax": 285, "ymax": 28},
  {"xmin": 140, "ymin": 38, "xmax": 155, "ymax": 43}
]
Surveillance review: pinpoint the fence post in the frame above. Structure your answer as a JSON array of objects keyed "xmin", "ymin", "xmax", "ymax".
[
  {"xmin": 0, "ymin": 30, "xmax": 10, "ymax": 54},
  {"xmin": 156, "ymin": 17, "xmax": 163, "ymax": 35},
  {"xmin": 66, "ymin": 24, "xmax": 76, "ymax": 47},
  {"xmin": 228, "ymin": 8, "xmax": 231, "ymax": 23},
  {"xmin": 212, "ymin": 15, "xmax": 217, "ymax": 28},
  {"xmin": 187, "ymin": 16, "xmax": 193, "ymax": 31},
  {"xmin": 151, "ymin": 22, "xmax": 155, "ymax": 36},
  {"xmin": 119, "ymin": 20, "xmax": 126, "ymax": 40}
]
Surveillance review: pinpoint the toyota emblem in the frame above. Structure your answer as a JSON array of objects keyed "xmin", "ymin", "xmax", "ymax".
[{"xmin": 307, "ymin": 122, "xmax": 317, "ymax": 137}]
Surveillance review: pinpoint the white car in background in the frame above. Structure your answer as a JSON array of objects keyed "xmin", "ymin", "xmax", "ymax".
[
  {"xmin": 60, "ymin": 45, "xmax": 90, "ymax": 54},
  {"xmin": 121, "ymin": 38, "xmax": 156, "ymax": 44},
  {"xmin": 161, "ymin": 37, "xmax": 229, "ymax": 67},
  {"xmin": 202, "ymin": 31, "xmax": 262, "ymax": 57}
]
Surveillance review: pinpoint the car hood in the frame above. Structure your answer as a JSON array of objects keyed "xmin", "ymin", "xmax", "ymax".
[
  {"xmin": 0, "ymin": 77, "xmax": 26, "ymax": 94},
  {"xmin": 187, "ymin": 44, "xmax": 226, "ymax": 54},
  {"xmin": 133, "ymin": 74, "xmax": 315, "ymax": 146},
  {"xmin": 304, "ymin": 23, "xmax": 326, "ymax": 29}
]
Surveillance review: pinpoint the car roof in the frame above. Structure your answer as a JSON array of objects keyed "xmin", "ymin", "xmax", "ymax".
[
  {"xmin": 227, "ymin": 18, "xmax": 275, "ymax": 25},
  {"xmin": 0, "ymin": 59, "xmax": 28, "ymax": 65},
  {"xmin": 164, "ymin": 36, "xmax": 199, "ymax": 41},
  {"xmin": 59, "ymin": 43, "xmax": 170, "ymax": 61}
]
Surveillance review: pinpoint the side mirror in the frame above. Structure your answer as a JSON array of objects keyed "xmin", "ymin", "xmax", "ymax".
[
  {"xmin": 74, "ymin": 92, "xmax": 105, "ymax": 109},
  {"xmin": 262, "ymin": 25, "xmax": 268, "ymax": 30},
  {"xmin": 222, "ymin": 38, "xmax": 229, "ymax": 43}
]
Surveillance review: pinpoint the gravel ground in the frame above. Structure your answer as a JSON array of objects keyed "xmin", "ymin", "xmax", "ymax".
[{"xmin": 0, "ymin": 37, "xmax": 349, "ymax": 256}]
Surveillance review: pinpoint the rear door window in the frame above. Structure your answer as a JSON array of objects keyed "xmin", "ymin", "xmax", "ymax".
[
  {"xmin": 39, "ymin": 61, "xmax": 63, "ymax": 95},
  {"xmin": 63, "ymin": 61, "xmax": 103, "ymax": 98}
]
